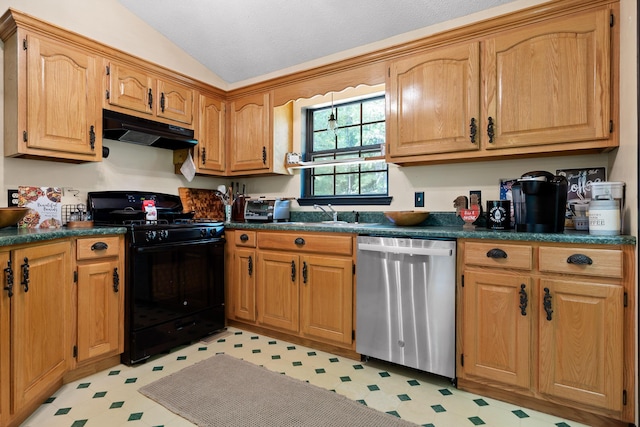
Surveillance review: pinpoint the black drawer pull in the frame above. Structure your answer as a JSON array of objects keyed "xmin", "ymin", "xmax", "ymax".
[
  {"xmin": 567, "ymin": 254, "xmax": 593, "ymax": 265},
  {"xmin": 240, "ymin": 234, "xmax": 249, "ymax": 242},
  {"xmin": 91, "ymin": 242, "xmax": 109, "ymax": 251},
  {"xmin": 543, "ymin": 287, "xmax": 553, "ymax": 321},
  {"xmin": 486, "ymin": 248, "xmax": 507, "ymax": 259},
  {"xmin": 294, "ymin": 237, "xmax": 305, "ymax": 246}
]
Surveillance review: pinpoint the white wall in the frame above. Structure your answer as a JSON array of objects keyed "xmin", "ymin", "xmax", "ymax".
[{"xmin": 0, "ymin": 0, "xmax": 635, "ymax": 237}]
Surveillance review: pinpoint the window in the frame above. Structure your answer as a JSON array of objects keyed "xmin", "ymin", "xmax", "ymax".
[{"xmin": 299, "ymin": 95, "xmax": 390, "ymax": 206}]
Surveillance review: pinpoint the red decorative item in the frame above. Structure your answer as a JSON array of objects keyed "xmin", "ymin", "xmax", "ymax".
[{"xmin": 460, "ymin": 205, "xmax": 480, "ymax": 230}]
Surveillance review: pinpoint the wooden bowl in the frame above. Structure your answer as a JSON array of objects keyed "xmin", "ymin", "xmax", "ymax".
[
  {"xmin": 0, "ymin": 207, "xmax": 29, "ymax": 228},
  {"xmin": 384, "ymin": 211, "xmax": 430, "ymax": 226}
]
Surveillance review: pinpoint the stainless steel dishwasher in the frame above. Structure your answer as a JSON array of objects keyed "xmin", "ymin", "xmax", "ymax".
[{"xmin": 356, "ymin": 236, "xmax": 456, "ymax": 380}]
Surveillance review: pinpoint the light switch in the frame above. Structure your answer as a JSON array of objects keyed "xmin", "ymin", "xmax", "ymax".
[{"xmin": 415, "ymin": 192, "xmax": 425, "ymax": 208}]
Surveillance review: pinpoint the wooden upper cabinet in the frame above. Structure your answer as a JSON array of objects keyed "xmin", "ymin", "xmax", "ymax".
[
  {"xmin": 155, "ymin": 78, "xmax": 194, "ymax": 125},
  {"xmin": 106, "ymin": 61, "xmax": 194, "ymax": 127},
  {"xmin": 483, "ymin": 7, "xmax": 612, "ymax": 150},
  {"xmin": 3, "ymin": 31, "xmax": 102, "ymax": 162},
  {"xmin": 106, "ymin": 62, "xmax": 153, "ymax": 115},
  {"xmin": 229, "ymin": 92, "xmax": 271, "ymax": 173},
  {"xmin": 387, "ymin": 42, "xmax": 481, "ymax": 157},
  {"xmin": 195, "ymin": 93, "xmax": 226, "ymax": 174}
]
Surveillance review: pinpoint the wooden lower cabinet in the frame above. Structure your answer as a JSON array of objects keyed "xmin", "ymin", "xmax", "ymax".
[
  {"xmin": 227, "ymin": 230, "xmax": 355, "ymax": 351},
  {"xmin": 75, "ymin": 236, "xmax": 124, "ymax": 363},
  {"xmin": 458, "ymin": 239, "xmax": 634, "ymax": 426},
  {"xmin": 10, "ymin": 241, "xmax": 72, "ymax": 422},
  {"xmin": 0, "ymin": 236, "xmax": 125, "ymax": 427},
  {"xmin": 257, "ymin": 251, "xmax": 300, "ymax": 333}
]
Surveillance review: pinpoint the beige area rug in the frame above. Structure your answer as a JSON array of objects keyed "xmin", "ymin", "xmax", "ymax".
[{"xmin": 139, "ymin": 354, "xmax": 417, "ymax": 427}]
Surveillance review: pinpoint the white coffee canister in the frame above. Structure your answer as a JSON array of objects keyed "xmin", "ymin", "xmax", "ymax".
[{"xmin": 588, "ymin": 199, "xmax": 620, "ymax": 235}]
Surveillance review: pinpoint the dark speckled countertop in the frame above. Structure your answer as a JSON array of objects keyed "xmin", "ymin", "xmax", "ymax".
[
  {"xmin": 0, "ymin": 226, "xmax": 127, "ymax": 247},
  {"xmin": 226, "ymin": 212, "xmax": 636, "ymax": 246}
]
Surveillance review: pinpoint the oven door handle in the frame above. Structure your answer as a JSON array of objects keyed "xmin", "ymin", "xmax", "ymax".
[{"xmin": 132, "ymin": 239, "xmax": 225, "ymax": 253}]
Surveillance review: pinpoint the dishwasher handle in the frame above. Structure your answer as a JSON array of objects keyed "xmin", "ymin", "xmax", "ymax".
[{"xmin": 358, "ymin": 243, "xmax": 453, "ymax": 257}]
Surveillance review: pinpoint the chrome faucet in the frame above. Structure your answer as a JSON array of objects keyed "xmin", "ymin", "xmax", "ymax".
[{"xmin": 314, "ymin": 204, "xmax": 338, "ymax": 222}]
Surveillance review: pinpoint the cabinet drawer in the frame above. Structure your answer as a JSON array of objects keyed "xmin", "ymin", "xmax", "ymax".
[
  {"xmin": 258, "ymin": 232, "xmax": 352, "ymax": 256},
  {"xmin": 76, "ymin": 236, "xmax": 120, "ymax": 260},
  {"xmin": 464, "ymin": 242, "xmax": 533, "ymax": 270},
  {"xmin": 234, "ymin": 230, "xmax": 257, "ymax": 247},
  {"xmin": 539, "ymin": 246, "xmax": 623, "ymax": 279}
]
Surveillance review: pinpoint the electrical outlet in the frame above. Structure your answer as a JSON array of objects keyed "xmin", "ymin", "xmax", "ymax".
[
  {"xmin": 470, "ymin": 190, "xmax": 482, "ymax": 208},
  {"xmin": 414, "ymin": 191, "xmax": 425, "ymax": 208},
  {"xmin": 7, "ymin": 189, "xmax": 19, "ymax": 207}
]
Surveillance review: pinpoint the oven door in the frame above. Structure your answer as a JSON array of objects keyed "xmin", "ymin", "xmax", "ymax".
[{"xmin": 124, "ymin": 238, "xmax": 225, "ymax": 364}]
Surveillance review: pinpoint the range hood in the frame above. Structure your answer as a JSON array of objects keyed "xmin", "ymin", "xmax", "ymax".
[{"xmin": 103, "ymin": 110, "xmax": 197, "ymax": 150}]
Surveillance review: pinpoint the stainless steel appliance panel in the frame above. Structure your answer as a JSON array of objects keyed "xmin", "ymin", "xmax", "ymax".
[{"xmin": 356, "ymin": 236, "xmax": 456, "ymax": 379}]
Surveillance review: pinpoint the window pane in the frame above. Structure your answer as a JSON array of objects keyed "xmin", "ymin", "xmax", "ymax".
[
  {"xmin": 337, "ymin": 127, "xmax": 361, "ymax": 149},
  {"xmin": 361, "ymin": 159, "xmax": 386, "ymax": 172},
  {"xmin": 336, "ymin": 174, "xmax": 359, "ymax": 195},
  {"xmin": 361, "ymin": 171, "xmax": 387, "ymax": 194},
  {"xmin": 313, "ymin": 109, "xmax": 329, "ymax": 132},
  {"xmin": 337, "ymin": 104, "xmax": 360, "ymax": 126},
  {"xmin": 362, "ymin": 123, "xmax": 385, "ymax": 146},
  {"xmin": 313, "ymin": 175, "xmax": 334, "ymax": 196},
  {"xmin": 363, "ymin": 98, "xmax": 385, "ymax": 122},
  {"xmin": 313, "ymin": 131, "xmax": 335, "ymax": 151}
]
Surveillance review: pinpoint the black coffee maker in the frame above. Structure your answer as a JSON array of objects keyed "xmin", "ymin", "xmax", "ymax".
[{"xmin": 511, "ymin": 171, "xmax": 568, "ymax": 233}]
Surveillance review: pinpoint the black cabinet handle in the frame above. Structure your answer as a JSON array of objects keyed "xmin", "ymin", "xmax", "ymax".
[
  {"xmin": 567, "ymin": 254, "xmax": 593, "ymax": 265},
  {"xmin": 302, "ymin": 262, "xmax": 308, "ymax": 284},
  {"xmin": 160, "ymin": 92, "xmax": 166, "ymax": 112},
  {"xmin": 543, "ymin": 287, "xmax": 553, "ymax": 321},
  {"xmin": 262, "ymin": 146, "xmax": 267, "ymax": 165},
  {"xmin": 469, "ymin": 118, "xmax": 477, "ymax": 143},
  {"xmin": 148, "ymin": 89, "xmax": 153, "ymax": 109},
  {"xmin": 248, "ymin": 255, "xmax": 253, "ymax": 277},
  {"xmin": 89, "ymin": 125, "xmax": 96, "ymax": 150},
  {"xmin": 486, "ymin": 248, "xmax": 507, "ymax": 259},
  {"xmin": 487, "ymin": 117, "xmax": 495, "ymax": 143},
  {"xmin": 240, "ymin": 234, "xmax": 249, "ymax": 242},
  {"xmin": 201, "ymin": 147, "xmax": 207, "ymax": 165},
  {"xmin": 21, "ymin": 257, "xmax": 29, "ymax": 293},
  {"xmin": 113, "ymin": 267, "xmax": 119, "ymax": 293},
  {"xmin": 294, "ymin": 237, "xmax": 305, "ymax": 246},
  {"xmin": 291, "ymin": 260, "xmax": 296, "ymax": 282},
  {"xmin": 91, "ymin": 242, "xmax": 108, "ymax": 251},
  {"xmin": 3, "ymin": 259, "xmax": 14, "ymax": 298},
  {"xmin": 519, "ymin": 284, "xmax": 528, "ymax": 316}
]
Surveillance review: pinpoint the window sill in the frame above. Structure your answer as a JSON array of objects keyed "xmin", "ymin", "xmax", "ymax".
[{"xmin": 297, "ymin": 196, "xmax": 392, "ymax": 206}]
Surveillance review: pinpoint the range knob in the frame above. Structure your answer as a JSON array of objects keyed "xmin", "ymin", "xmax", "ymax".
[
  {"xmin": 145, "ymin": 230, "xmax": 157, "ymax": 242},
  {"xmin": 200, "ymin": 228, "xmax": 208, "ymax": 238},
  {"xmin": 158, "ymin": 230, "xmax": 169, "ymax": 240},
  {"xmin": 209, "ymin": 228, "xmax": 218, "ymax": 237}
]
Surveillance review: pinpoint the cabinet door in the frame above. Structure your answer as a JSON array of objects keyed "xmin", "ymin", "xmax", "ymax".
[
  {"xmin": 483, "ymin": 7, "xmax": 611, "ymax": 149},
  {"xmin": 107, "ymin": 62, "xmax": 153, "ymax": 115},
  {"xmin": 26, "ymin": 34, "xmax": 101, "ymax": 158},
  {"xmin": 233, "ymin": 248, "xmax": 257, "ymax": 322},
  {"xmin": 229, "ymin": 92, "xmax": 271, "ymax": 172},
  {"xmin": 387, "ymin": 42, "xmax": 480, "ymax": 157},
  {"xmin": 538, "ymin": 279, "xmax": 623, "ymax": 412},
  {"xmin": 300, "ymin": 255, "xmax": 352, "ymax": 346},
  {"xmin": 257, "ymin": 251, "xmax": 299, "ymax": 333},
  {"xmin": 155, "ymin": 78, "xmax": 194, "ymax": 125},
  {"xmin": 11, "ymin": 241, "xmax": 71, "ymax": 413},
  {"xmin": 77, "ymin": 259, "xmax": 122, "ymax": 362},
  {"xmin": 462, "ymin": 270, "xmax": 532, "ymax": 389},
  {"xmin": 196, "ymin": 94, "xmax": 226, "ymax": 173},
  {"xmin": 0, "ymin": 251, "xmax": 9, "ymax": 426}
]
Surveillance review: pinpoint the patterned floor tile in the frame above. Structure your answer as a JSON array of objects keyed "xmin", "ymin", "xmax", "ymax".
[{"xmin": 18, "ymin": 326, "xmax": 594, "ymax": 427}]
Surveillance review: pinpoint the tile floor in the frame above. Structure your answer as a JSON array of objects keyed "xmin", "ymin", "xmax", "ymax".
[{"xmin": 21, "ymin": 327, "xmax": 590, "ymax": 427}]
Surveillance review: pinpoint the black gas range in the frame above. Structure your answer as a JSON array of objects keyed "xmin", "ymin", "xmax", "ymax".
[{"xmin": 88, "ymin": 191, "xmax": 226, "ymax": 365}]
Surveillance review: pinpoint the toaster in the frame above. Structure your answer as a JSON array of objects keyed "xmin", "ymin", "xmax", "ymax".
[{"xmin": 244, "ymin": 198, "xmax": 291, "ymax": 222}]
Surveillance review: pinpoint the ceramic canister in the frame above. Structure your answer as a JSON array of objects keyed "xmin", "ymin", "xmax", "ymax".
[
  {"xmin": 487, "ymin": 200, "xmax": 511, "ymax": 230},
  {"xmin": 588, "ymin": 199, "xmax": 620, "ymax": 235}
]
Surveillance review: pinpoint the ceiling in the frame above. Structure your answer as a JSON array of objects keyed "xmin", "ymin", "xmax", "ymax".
[{"xmin": 118, "ymin": 0, "xmax": 520, "ymax": 85}]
